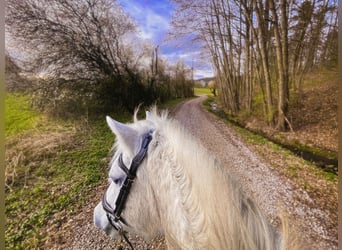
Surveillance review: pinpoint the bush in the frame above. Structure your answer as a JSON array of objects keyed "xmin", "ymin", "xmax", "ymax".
[{"xmin": 30, "ymin": 73, "xmax": 194, "ymax": 119}]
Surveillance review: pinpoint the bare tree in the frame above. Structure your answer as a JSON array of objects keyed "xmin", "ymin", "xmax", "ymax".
[
  {"xmin": 170, "ymin": 0, "xmax": 337, "ymax": 131},
  {"xmin": 6, "ymin": 0, "xmax": 139, "ymax": 114},
  {"xmin": 269, "ymin": 0, "xmax": 290, "ymax": 131},
  {"xmin": 6, "ymin": 0, "xmax": 137, "ymax": 81}
]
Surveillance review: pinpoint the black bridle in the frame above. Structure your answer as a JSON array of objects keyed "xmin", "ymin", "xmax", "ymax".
[{"xmin": 102, "ymin": 132, "xmax": 153, "ymax": 249}]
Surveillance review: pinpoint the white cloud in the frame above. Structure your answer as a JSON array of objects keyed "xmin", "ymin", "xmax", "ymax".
[
  {"xmin": 119, "ymin": 0, "xmax": 214, "ymax": 80},
  {"xmin": 194, "ymin": 68, "xmax": 214, "ymax": 80},
  {"xmin": 162, "ymin": 50, "xmax": 213, "ymax": 79},
  {"xmin": 137, "ymin": 11, "xmax": 169, "ymax": 42},
  {"xmin": 120, "ymin": 0, "xmax": 170, "ymax": 43},
  {"xmin": 163, "ymin": 51, "xmax": 201, "ymax": 63}
]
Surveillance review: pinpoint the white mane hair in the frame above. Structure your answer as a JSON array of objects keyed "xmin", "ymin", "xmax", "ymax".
[{"xmin": 94, "ymin": 107, "xmax": 298, "ymax": 250}]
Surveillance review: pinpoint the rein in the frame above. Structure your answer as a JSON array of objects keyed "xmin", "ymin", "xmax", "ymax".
[{"xmin": 102, "ymin": 132, "xmax": 153, "ymax": 249}]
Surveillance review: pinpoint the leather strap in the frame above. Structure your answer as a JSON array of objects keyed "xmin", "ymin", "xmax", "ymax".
[{"xmin": 102, "ymin": 132, "xmax": 153, "ymax": 250}]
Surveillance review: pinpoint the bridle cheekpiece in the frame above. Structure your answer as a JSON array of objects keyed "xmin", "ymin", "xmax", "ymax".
[{"xmin": 102, "ymin": 132, "xmax": 153, "ymax": 249}]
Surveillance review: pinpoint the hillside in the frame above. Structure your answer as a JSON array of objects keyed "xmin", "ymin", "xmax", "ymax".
[
  {"xmin": 286, "ymin": 74, "xmax": 337, "ymax": 152},
  {"xmin": 209, "ymin": 69, "xmax": 338, "ymax": 172},
  {"xmin": 194, "ymin": 77, "xmax": 215, "ymax": 87}
]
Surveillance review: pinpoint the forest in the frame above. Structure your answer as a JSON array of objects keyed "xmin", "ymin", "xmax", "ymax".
[{"xmin": 170, "ymin": 0, "xmax": 338, "ymax": 131}]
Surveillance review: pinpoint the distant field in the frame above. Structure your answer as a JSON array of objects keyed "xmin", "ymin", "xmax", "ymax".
[{"xmin": 194, "ymin": 87, "xmax": 214, "ymax": 97}]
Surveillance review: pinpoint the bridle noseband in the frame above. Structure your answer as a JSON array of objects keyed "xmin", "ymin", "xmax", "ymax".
[{"xmin": 102, "ymin": 132, "xmax": 153, "ymax": 249}]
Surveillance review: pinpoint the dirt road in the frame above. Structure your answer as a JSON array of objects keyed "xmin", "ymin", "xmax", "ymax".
[
  {"xmin": 63, "ymin": 96, "xmax": 336, "ymax": 249},
  {"xmin": 172, "ymin": 96, "xmax": 336, "ymax": 250}
]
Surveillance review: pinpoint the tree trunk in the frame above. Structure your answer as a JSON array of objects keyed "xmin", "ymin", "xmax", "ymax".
[
  {"xmin": 269, "ymin": 0, "xmax": 289, "ymax": 131},
  {"xmin": 254, "ymin": 0, "xmax": 274, "ymax": 125}
]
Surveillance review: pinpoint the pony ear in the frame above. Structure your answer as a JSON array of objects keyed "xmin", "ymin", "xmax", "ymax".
[
  {"xmin": 106, "ymin": 116, "xmax": 139, "ymax": 155},
  {"xmin": 146, "ymin": 111, "xmax": 152, "ymax": 121}
]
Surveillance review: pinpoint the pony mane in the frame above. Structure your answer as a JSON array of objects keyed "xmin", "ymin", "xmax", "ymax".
[
  {"xmin": 111, "ymin": 106, "xmax": 298, "ymax": 249},
  {"xmin": 144, "ymin": 107, "xmax": 285, "ymax": 249}
]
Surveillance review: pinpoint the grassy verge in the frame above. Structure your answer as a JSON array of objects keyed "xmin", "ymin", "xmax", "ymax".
[
  {"xmin": 232, "ymin": 125, "xmax": 337, "ymax": 182},
  {"xmin": 202, "ymin": 97, "xmax": 337, "ymax": 183},
  {"xmin": 5, "ymin": 94, "xmax": 188, "ymax": 249},
  {"xmin": 5, "ymin": 117, "xmax": 115, "ymax": 249}
]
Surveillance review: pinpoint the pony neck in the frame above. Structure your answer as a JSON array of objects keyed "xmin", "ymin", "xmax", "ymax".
[{"xmin": 146, "ymin": 119, "xmax": 282, "ymax": 250}]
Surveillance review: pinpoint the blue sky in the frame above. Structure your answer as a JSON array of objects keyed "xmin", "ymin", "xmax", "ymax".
[{"xmin": 118, "ymin": 0, "xmax": 213, "ymax": 79}]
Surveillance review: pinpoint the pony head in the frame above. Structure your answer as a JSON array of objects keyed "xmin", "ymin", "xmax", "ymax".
[{"xmin": 93, "ymin": 111, "xmax": 161, "ymax": 241}]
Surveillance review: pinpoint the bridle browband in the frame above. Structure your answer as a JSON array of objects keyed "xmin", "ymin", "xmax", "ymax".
[{"xmin": 102, "ymin": 132, "xmax": 153, "ymax": 249}]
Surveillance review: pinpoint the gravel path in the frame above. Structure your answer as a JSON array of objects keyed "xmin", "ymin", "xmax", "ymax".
[{"xmin": 61, "ymin": 96, "xmax": 336, "ymax": 250}]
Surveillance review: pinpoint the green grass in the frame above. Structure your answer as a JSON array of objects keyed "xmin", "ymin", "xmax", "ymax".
[
  {"xmin": 5, "ymin": 94, "xmax": 187, "ymax": 249},
  {"xmin": 4, "ymin": 93, "xmax": 131, "ymax": 249},
  {"xmin": 291, "ymin": 139, "xmax": 337, "ymax": 160},
  {"xmin": 5, "ymin": 118, "xmax": 116, "ymax": 249},
  {"xmin": 5, "ymin": 93, "xmax": 40, "ymax": 136},
  {"xmin": 202, "ymin": 96, "xmax": 214, "ymax": 108},
  {"xmin": 194, "ymin": 87, "xmax": 214, "ymax": 97}
]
